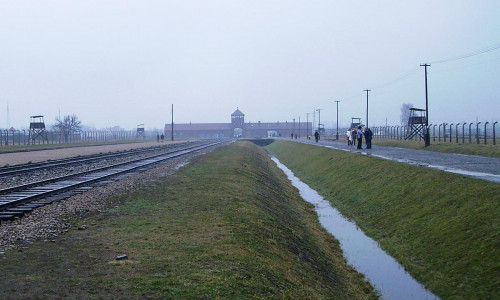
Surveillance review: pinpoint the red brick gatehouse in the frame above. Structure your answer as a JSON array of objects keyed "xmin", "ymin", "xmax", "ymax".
[{"xmin": 164, "ymin": 108, "xmax": 311, "ymax": 139}]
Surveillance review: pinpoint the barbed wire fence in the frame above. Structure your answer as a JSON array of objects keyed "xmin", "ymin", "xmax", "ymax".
[
  {"xmin": 322, "ymin": 121, "xmax": 498, "ymax": 145},
  {"xmin": 0, "ymin": 130, "xmax": 156, "ymax": 147}
]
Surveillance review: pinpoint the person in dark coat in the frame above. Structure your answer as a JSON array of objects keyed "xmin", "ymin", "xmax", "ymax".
[
  {"xmin": 364, "ymin": 127, "xmax": 373, "ymax": 149},
  {"xmin": 314, "ymin": 130, "xmax": 320, "ymax": 143},
  {"xmin": 356, "ymin": 126, "xmax": 363, "ymax": 149}
]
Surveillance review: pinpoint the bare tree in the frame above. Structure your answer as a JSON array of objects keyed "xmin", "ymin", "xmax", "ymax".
[
  {"xmin": 400, "ymin": 103, "xmax": 413, "ymax": 125},
  {"xmin": 52, "ymin": 114, "xmax": 82, "ymax": 143}
]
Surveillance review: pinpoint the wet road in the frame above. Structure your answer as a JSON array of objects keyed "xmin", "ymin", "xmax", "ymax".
[{"xmin": 287, "ymin": 138, "xmax": 500, "ymax": 183}]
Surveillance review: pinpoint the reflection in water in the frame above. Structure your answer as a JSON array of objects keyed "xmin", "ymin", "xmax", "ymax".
[{"xmin": 271, "ymin": 156, "xmax": 439, "ymax": 300}]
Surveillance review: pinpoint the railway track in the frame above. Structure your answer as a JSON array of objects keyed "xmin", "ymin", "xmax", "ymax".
[
  {"xmin": 0, "ymin": 142, "xmax": 192, "ymax": 177},
  {"xmin": 0, "ymin": 140, "xmax": 220, "ymax": 222}
]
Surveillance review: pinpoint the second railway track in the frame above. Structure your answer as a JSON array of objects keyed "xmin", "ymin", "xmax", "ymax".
[
  {"xmin": 0, "ymin": 141, "xmax": 198, "ymax": 177},
  {"xmin": 0, "ymin": 140, "xmax": 221, "ymax": 222}
]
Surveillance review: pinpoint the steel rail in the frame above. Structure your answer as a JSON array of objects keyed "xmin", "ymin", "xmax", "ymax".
[
  {"xmin": 0, "ymin": 142, "xmax": 202, "ymax": 195},
  {"xmin": 0, "ymin": 143, "xmax": 191, "ymax": 177},
  {"xmin": 0, "ymin": 141, "xmax": 220, "ymax": 218}
]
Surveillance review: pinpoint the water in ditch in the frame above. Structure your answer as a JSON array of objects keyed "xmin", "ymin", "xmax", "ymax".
[{"xmin": 270, "ymin": 156, "xmax": 439, "ymax": 300}]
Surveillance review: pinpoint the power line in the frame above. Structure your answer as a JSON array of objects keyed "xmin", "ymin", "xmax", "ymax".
[
  {"xmin": 369, "ymin": 42, "xmax": 500, "ymax": 90},
  {"xmin": 431, "ymin": 54, "xmax": 500, "ymax": 74},
  {"xmin": 340, "ymin": 42, "xmax": 500, "ymax": 104},
  {"xmin": 369, "ymin": 68, "xmax": 420, "ymax": 90},
  {"xmin": 341, "ymin": 92, "xmax": 364, "ymax": 102},
  {"xmin": 429, "ymin": 41, "xmax": 500, "ymax": 64}
]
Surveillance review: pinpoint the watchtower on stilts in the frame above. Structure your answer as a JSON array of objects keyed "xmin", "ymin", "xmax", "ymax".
[
  {"xmin": 136, "ymin": 124, "xmax": 145, "ymax": 139},
  {"xmin": 405, "ymin": 108, "xmax": 427, "ymax": 140},
  {"xmin": 350, "ymin": 117, "xmax": 362, "ymax": 129},
  {"xmin": 28, "ymin": 115, "xmax": 48, "ymax": 144}
]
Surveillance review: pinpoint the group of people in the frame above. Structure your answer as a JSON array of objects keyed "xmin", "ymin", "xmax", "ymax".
[
  {"xmin": 346, "ymin": 126, "xmax": 372, "ymax": 149},
  {"xmin": 156, "ymin": 133, "xmax": 164, "ymax": 142},
  {"xmin": 311, "ymin": 127, "xmax": 371, "ymax": 149}
]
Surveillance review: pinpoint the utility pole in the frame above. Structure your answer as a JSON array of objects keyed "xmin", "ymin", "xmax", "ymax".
[
  {"xmin": 298, "ymin": 116, "xmax": 301, "ymax": 138},
  {"xmin": 420, "ymin": 64, "xmax": 431, "ymax": 147},
  {"xmin": 364, "ymin": 89, "xmax": 371, "ymax": 128},
  {"xmin": 316, "ymin": 108, "xmax": 322, "ymax": 132},
  {"xmin": 313, "ymin": 109, "xmax": 316, "ymax": 136},
  {"xmin": 306, "ymin": 113, "xmax": 309, "ymax": 138},
  {"xmin": 171, "ymin": 104, "xmax": 174, "ymax": 141},
  {"xmin": 6, "ymin": 102, "xmax": 10, "ymax": 129},
  {"xmin": 335, "ymin": 100, "xmax": 340, "ymax": 140}
]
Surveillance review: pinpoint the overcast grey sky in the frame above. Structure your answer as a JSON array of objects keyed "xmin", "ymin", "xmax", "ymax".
[{"xmin": 1, "ymin": 0, "xmax": 499, "ymax": 130}]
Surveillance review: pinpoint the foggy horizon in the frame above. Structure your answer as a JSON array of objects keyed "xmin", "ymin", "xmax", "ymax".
[{"xmin": 1, "ymin": 1, "xmax": 499, "ymax": 131}]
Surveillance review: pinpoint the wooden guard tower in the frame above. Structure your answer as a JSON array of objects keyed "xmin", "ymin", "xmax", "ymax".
[
  {"xmin": 350, "ymin": 117, "xmax": 361, "ymax": 129},
  {"xmin": 405, "ymin": 108, "xmax": 427, "ymax": 140},
  {"xmin": 136, "ymin": 124, "xmax": 145, "ymax": 139},
  {"xmin": 29, "ymin": 115, "xmax": 48, "ymax": 144}
]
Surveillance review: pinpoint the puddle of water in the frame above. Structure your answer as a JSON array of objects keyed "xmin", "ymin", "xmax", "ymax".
[
  {"xmin": 371, "ymin": 154, "xmax": 500, "ymax": 183},
  {"xmin": 270, "ymin": 155, "xmax": 439, "ymax": 300},
  {"xmin": 425, "ymin": 164, "xmax": 500, "ymax": 183}
]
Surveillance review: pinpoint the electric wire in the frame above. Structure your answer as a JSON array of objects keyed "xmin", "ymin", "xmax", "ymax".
[
  {"xmin": 369, "ymin": 68, "xmax": 420, "ymax": 90},
  {"xmin": 427, "ymin": 41, "xmax": 500, "ymax": 64},
  {"xmin": 359, "ymin": 42, "xmax": 500, "ymax": 97},
  {"xmin": 336, "ymin": 42, "xmax": 499, "ymax": 113},
  {"xmin": 431, "ymin": 54, "xmax": 500, "ymax": 74}
]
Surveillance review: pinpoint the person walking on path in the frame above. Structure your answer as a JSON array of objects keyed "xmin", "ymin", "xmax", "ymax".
[
  {"xmin": 356, "ymin": 126, "xmax": 363, "ymax": 149},
  {"xmin": 351, "ymin": 129, "xmax": 356, "ymax": 146},
  {"xmin": 314, "ymin": 130, "xmax": 320, "ymax": 143},
  {"xmin": 160, "ymin": 133, "xmax": 164, "ymax": 143},
  {"xmin": 346, "ymin": 129, "xmax": 352, "ymax": 145},
  {"xmin": 156, "ymin": 133, "xmax": 160, "ymax": 143},
  {"xmin": 364, "ymin": 127, "xmax": 373, "ymax": 149}
]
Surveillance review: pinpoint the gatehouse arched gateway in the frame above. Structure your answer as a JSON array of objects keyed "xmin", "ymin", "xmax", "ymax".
[
  {"xmin": 164, "ymin": 108, "xmax": 311, "ymax": 139},
  {"xmin": 233, "ymin": 128, "xmax": 243, "ymax": 138}
]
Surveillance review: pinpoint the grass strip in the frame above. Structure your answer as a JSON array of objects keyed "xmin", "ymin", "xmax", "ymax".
[
  {"xmin": 0, "ymin": 141, "xmax": 376, "ymax": 299},
  {"xmin": 267, "ymin": 140, "xmax": 500, "ymax": 299},
  {"xmin": 370, "ymin": 138, "xmax": 500, "ymax": 158}
]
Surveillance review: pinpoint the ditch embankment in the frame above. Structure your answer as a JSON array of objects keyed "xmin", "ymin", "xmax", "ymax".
[
  {"xmin": 0, "ymin": 141, "xmax": 376, "ymax": 299},
  {"xmin": 267, "ymin": 140, "xmax": 500, "ymax": 299}
]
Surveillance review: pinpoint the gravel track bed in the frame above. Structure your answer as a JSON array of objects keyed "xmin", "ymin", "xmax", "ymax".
[
  {"xmin": 0, "ymin": 144, "xmax": 194, "ymax": 189},
  {"xmin": 0, "ymin": 144, "xmax": 221, "ymax": 254}
]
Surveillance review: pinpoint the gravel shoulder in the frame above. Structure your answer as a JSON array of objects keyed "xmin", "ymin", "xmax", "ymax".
[{"xmin": 0, "ymin": 141, "xmax": 219, "ymax": 253}]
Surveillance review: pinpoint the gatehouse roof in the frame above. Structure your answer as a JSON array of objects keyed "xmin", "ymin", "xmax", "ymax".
[{"xmin": 231, "ymin": 108, "xmax": 245, "ymax": 117}]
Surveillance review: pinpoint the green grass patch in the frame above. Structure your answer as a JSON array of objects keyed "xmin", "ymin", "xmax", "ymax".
[
  {"xmin": 0, "ymin": 141, "xmax": 376, "ymax": 299},
  {"xmin": 371, "ymin": 138, "xmax": 500, "ymax": 158},
  {"xmin": 267, "ymin": 141, "xmax": 500, "ymax": 299}
]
